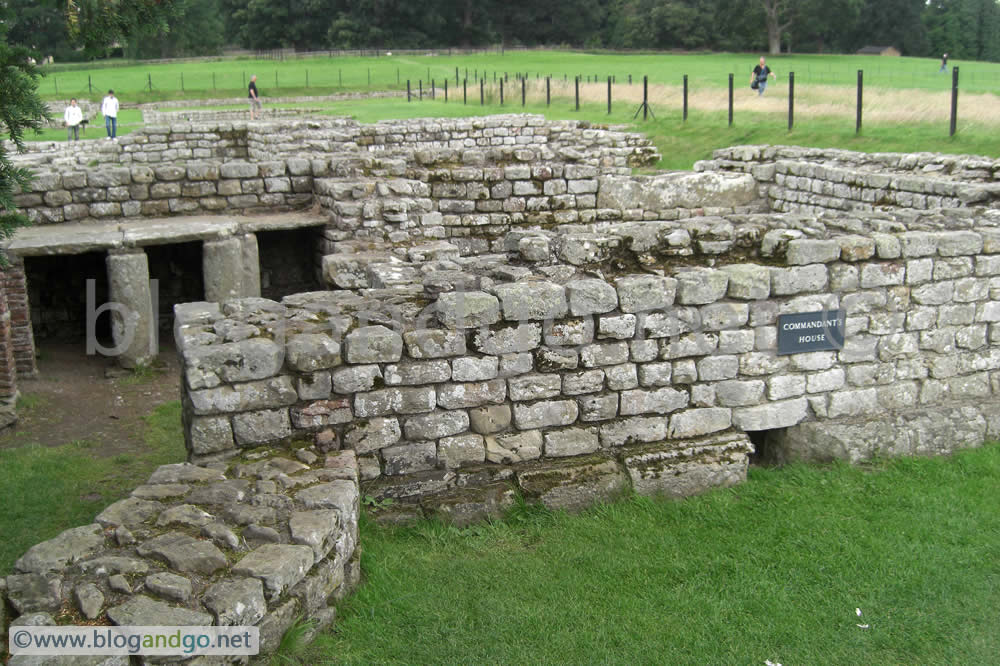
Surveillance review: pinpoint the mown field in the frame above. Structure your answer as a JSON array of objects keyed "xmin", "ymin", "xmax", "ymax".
[
  {"xmin": 29, "ymin": 50, "xmax": 1000, "ymax": 170},
  {"xmin": 310, "ymin": 446, "xmax": 1000, "ymax": 665}
]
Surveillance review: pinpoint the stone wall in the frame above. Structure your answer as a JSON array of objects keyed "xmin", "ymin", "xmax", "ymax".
[
  {"xmin": 1, "ymin": 450, "xmax": 360, "ymax": 661},
  {"xmin": 175, "ymin": 206, "xmax": 1000, "ymax": 524},
  {"xmin": 697, "ymin": 145, "xmax": 1000, "ymax": 214},
  {"xmin": 10, "ymin": 115, "xmax": 667, "ymax": 230}
]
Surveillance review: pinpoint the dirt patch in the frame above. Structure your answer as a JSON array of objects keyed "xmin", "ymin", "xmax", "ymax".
[{"xmin": 0, "ymin": 343, "xmax": 182, "ymax": 458}]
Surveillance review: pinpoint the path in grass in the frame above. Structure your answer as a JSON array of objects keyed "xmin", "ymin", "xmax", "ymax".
[{"xmin": 310, "ymin": 446, "xmax": 1000, "ymax": 665}]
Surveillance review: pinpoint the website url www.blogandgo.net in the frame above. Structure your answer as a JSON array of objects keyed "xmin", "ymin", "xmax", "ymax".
[{"xmin": 9, "ymin": 626, "xmax": 259, "ymax": 656}]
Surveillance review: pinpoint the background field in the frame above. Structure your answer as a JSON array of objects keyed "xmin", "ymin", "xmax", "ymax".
[
  {"xmin": 30, "ymin": 50, "xmax": 1000, "ymax": 170},
  {"xmin": 36, "ymin": 51, "xmax": 1000, "ymax": 99}
]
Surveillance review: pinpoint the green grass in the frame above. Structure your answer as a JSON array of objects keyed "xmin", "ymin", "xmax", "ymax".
[
  {"xmin": 308, "ymin": 445, "xmax": 1000, "ymax": 664},
  {"xmin": 0, "ymin": 401, "xmax": 185, "ymax": 574},
  {"xmin": 31, "ymin": 109, "xmax": 144, "ymax": 142},
  {"xmin": 151, "ymin": 94, "xmax": 1000, "ymax": 171},
  {"xmin": 34, "ymin": 51, "xmax": 1000, "ymax": 101}
]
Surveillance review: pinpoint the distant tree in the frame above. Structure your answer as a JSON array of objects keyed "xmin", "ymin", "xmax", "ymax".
[
  {"xmin": 760, "ymin": 0, "xmax": 793, "ymax": 54},
  {"xmin": 0, "ymin": 14, "xmax": 49, "ymax": 264},
  {"xmin": 66, "ymin": 0, "xmax": 180, "ymax": 58},
  {"xmin": 125, "ymin": 0, "xmax": 225, "ymax": 58},
  {"xmin": 4, "ymin": 0, "xmax": 78, "ymax": 62}
]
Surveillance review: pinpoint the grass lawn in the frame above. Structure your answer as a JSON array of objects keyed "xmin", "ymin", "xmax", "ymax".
[
  {"xmin": 0, "ymin": 401, "xmax": 185, "ymax": 573},
  {"xmin": 36, "ymin": 51, "xmax": 1000, "ymax": 102},
  {"xmin": 308, "ymin": 445, "xmax": 1000, "ymax": 665}
]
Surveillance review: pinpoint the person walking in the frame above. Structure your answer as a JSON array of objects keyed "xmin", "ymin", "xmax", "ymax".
[
  {"xmin": 940, "ymin": 53, "xmax": 949, "ymax": 72},
  {"xmin": 64, "ymin": 98, "xmax": 83, "ymax": 141},
  {"xmin": 751, "ymin": 56, "xmax": 776, "ymax": 96},
  {"xmin": 101, "ymin": 90, "xmax": 119, "ymax": 139},
  {"xmin": 248, "ymin": 75, "xmax": 262, "ymax": 120}
]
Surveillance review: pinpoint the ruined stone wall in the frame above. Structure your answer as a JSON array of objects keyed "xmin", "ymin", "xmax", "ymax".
[
  {"xmin": 10, "ymin": 116, "xmax": 665, "ymax": 229},
  {"xmin": 697, "ymin": 145, "xmax": 1000, "ymax": 214},
  {"xmin": 2, "ymin": 451, "xmax": 361, "ymax": 660},
  {"xmin": 176, "ymin": 208, "xmax": 1000, "ymax": 523}
]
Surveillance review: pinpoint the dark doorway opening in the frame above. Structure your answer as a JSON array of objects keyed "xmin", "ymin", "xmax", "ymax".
[
  {"xmin": 257, "ymin": 228, "xmax": 322, "ymax": 300},
  {"xmin": 145, "ymin": 242, "xmax": 205, "ymax": 335},
  {"xmin": 747, "ymin": 429, "xmax": 786, "ymax": 466},
  {"xmin": 25, "ymin": 252, "xmax": 111, "ymax": 347}
]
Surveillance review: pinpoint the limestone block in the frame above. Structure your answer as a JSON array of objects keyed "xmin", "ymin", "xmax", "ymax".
[
  {"xmin": 614, "ymin": 275, "xmax": 677, "ymax": 313},
  {"xmin": 344, "ymin": 325, "xmax": 403, "ymax": 363},
  {"xmin": 579, "ymin": 341, "xmax": 630, "ymax": 367},
  {"xmin": 232, "ymin": 408, "xmax": 293, "ymax": 446},
  {"xmin": 516, "ymin": 455, "xmax": 628, "ymax": 511},
  {"xmin": 232, "ymin": 544, "xmax": 315, "ymax": 600},
  {"xmin": 494, "ymin": 282, "xmax": 568, "ymax": 320},
  {"xmin": 185, "ymin": 338, "xmax": 284, "ymax": 388},
  {"xmin": 404, "ymin": 329, "xmax": 467, "ymax": 358},
  {"xmin": 421, "ymin": 483, "xmax": 515, "ymax": 527},
  {"xmin": 452, "ymin": 356, "xmax": 500, "ymax": 382},
  {"xmin": 667, "ymin": 407, "xmax": 732, "ymax": 438},
  {"xmin": 106, "ymin": 251, "xmax": 156, "ymax": 369},
  {"xmin": 565, "ymin": 279, "xmax": 619, "ymax": 315},
  {"xmin": 137, "ymin": 532, "xmax": 228, "ymax": 576},
  {"xmin": 544, "ymin": 317, "xmax": 595, "ymax": 347},
  {"xmin": 770, "ymin": 265, "xmax": 828, "ymax": 295},
  {"xmin": 382, "ymin": 441, "xmax": 438, "ymax": 475},
  {"xmin": 343, "ymin": 418, "xmax": 401, "ymax": 455},
  {"xmin": 332, "ymin": 365, "xmax": 383, "ymax": 394},
  {"xmin": 715, "ymin": 379, "xmax": 766, "ymax": 406},
  {"xmin": 290, "ymin": 399, "xmax": 353, "ymax": 429},
  {"xmin": 562, "ymin": 369, "xmax": 606, "ymax": 395},
  {"xmin": 186, "ymin": 415, "xmax": 235, "ymax": 455},
  {"xmin": 384, "ymin": 360, "xmax": 451, "ymax": 385},
  {"xmin": 472, "ymin": 323, "xmax": 542, "ymax": 355},
  {"xmin": 675, "ymin": 268, "xmax": 728, "ymax": 305},
  {"xmin": 107, "ymin": 595, "xmax": 213, "ymax": 627},
  {"xmin": 203, "ymin": 577, "xmax": 267, "ymax": 626},
  {"xmin": 403, "ymin": 411, "xmax": 470, "ymax": 440},
  {"xmin": 599, "ymin": 416, "xmax": 667, "ymax": 447},
  {"xmin": 190, "ymin": 376, "xmax": 298, "ymax": 415},
  {"xmin": 623, "ymin": 433, "xmax": 750, "ymax": 498},
  {"xmin": 597, "ymin": 314, "xmax": 637, "ymax": 340},
  {"xmin": 286, "ymin": 334, "xmax": 342, "ymax": 372},
  {"xmin": 544, "ymin": 427, "xmax": 599, "ymax": 457},
  {"xmin": 468, "ymin": 404, "xmax": 513, "ymax": 434},
  {"xmin": 436, "ymin": 291, "xmax": 501, "ymax": 328},
  {"xmin": 512, "ymin": 399, "xmax": 579, "ymax": 429},
  {"xmin": 203, "ymin": 238, "xmax": 245, "ymax": 303},
  {"xmin": 619, "ymin": 388, "xmax": 688, "ymax": 416},
  {"xmin": 13, "ymin": 524, "xmax": 105, "ymax": 574},
  {"xmin": 786, "ymin": 239, "xmax": 841, "ymax": 265},
  {"xmin": 508, "ymin": 373, "xmax": 562, "ymax": 401},
  {"xmin": 438, "ymin": 433, "xmax": 487, "ymax": 468},
  {"xmin": 436, "ymin": 380, "xmax": 506, "ymax": 409},
  {"xmin": 731, "ymin": 397, "xmax": 809, "ymax": 430},
  {"xmin": 485, "ymin": 430, "xmax": 543, "ymax": 463},
  {"xmin": 578, "ymin": 393, "xmax": 619, "ymax": 422},
  {"xmin": 355, "ymin": 387, "xmax": 437, "ymax": 417}
]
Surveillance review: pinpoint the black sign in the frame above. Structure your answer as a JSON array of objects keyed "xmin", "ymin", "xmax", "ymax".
[{"xmin": 777, "ymin": 310, "xmax": 846, "ymax": 355}]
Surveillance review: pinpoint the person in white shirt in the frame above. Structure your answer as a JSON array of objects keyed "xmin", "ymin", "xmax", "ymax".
[
  {"xmin": 64, "ymin": 98, "xmax": 83, "ymax": 141},
  {"xmin": 101, "ymin": 90, "xmax": 119, "ymax": 139}
]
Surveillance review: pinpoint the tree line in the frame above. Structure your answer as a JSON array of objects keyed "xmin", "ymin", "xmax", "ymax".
[{"xmin": 5, "ymin": 0, "xmax": 1000, "ymax": 62}]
